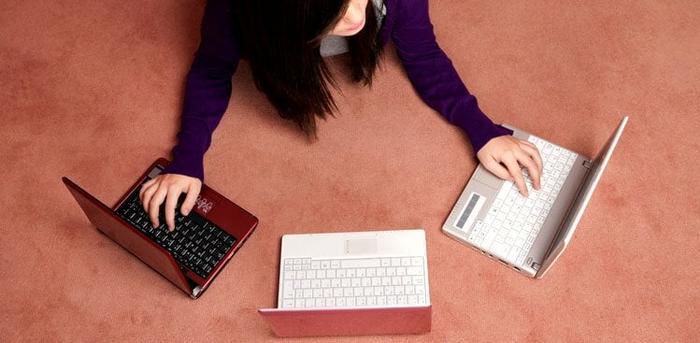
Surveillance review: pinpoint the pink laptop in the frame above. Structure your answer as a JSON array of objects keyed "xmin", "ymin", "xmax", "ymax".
[{"xmin": 259, "ymin": 229, "xmax": 432, "ymax": 337}]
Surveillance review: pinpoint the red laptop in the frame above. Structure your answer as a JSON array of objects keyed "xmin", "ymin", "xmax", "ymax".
[{"xmin": 62, "ymin": 158, "xmax": 258, "ymax": 299}]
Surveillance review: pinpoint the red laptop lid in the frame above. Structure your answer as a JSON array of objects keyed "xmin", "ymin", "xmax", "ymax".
[{"xmin": 62, "ymin": 177, "xmax": 192, "ymax": 296}]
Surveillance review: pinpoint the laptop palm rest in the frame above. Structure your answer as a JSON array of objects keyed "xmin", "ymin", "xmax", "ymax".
[
  {"xmin": 258, "ymin": 306, "xmax": 431, "ymax": 337},
  {"xmin": 62, "ymin": 177, "xmax": 192, "ymax": 295}
]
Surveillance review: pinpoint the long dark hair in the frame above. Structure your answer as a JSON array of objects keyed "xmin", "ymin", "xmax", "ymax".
[{"xmin": 231, "ymin": 0, "xmax": 383, "ymax": 138}]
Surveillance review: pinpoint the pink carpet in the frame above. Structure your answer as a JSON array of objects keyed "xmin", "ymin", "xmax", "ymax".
[{"xmin": 1, "ymin": 0, "xmax": 698, "ymax": 341}]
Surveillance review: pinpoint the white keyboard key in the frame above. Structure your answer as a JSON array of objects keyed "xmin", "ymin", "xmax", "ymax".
[
  {"xmin": 406, "ymin": 285, "xmax": 415, "ymax": 294},
  {"xmin": 406, "ymin": 267, "xmax": 421, "ymax": 275},
  {"xmin": 341, "ymin": 259, "xmax": 381, "ymax": 268},
  {"xmin": 283, "ymin": 281, "xmax": 294, "ymax": 298}
]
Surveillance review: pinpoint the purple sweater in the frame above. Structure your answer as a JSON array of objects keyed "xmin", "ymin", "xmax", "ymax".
[{"xmin": 163, "ymin": 0, "xmax": 513, "ymax": 180}]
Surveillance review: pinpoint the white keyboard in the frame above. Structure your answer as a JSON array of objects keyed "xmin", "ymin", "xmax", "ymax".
[
  {"xmin": 279, "ymin": 257, "xmax": 429, "ymax": 309},
  {"xmin": 467, "ymin": 135, "xmax": 577, "ymax": 265}
]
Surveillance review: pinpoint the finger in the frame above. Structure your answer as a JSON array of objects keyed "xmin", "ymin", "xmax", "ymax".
[
  {"xmin": 181, "ymin": 182, "xmax": 201, "ymax": 216},
  {"xmin": 501, "ymin": 154, "xmax": 528, "ymax": 197},
  {"xmin": 149, "ymin": 187, "xmax": 168, "ymax": 228},
  {"xmin": 519, "ymin": 143, "xmax": 543, "ymax": 188},
  {"xmin": 515, "ymin": 150, "xmax": 540, "ymax": 191},
  {"xmin": 481, "ymin": 156, "xmax": 513, "ymax": 181},
  {"xmin": 164, "ymin": 185, "xmax": 182, "ymax": 232},
  {"xmin": 139, "ymin": 178, "xmax": 156, "ymax": 199},
  {"xmin": 141, "ymin": 183, "xmax": 158, "ymax": 213}
]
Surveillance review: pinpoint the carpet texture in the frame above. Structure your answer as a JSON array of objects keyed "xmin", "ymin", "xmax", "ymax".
[{"xmin": 1, "ymin": 0, "xmax": 698, "ymax": 341}]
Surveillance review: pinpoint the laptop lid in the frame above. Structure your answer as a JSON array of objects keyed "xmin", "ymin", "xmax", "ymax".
[
  {"xmin": 62, "ymin": 177, "xmax": 193, "ymax": 295},
  {"xmin": 258, "ymin": 306, "xmax": 431, "ymax": 337},
  {"xmin": 537, "ymin": 116, "xmax": 629, "ymax": 278}
]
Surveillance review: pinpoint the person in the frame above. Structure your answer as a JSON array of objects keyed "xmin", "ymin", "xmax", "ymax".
[{"xmin": 139, "ymin": 0, "xmax": 543, "ymax": 231}]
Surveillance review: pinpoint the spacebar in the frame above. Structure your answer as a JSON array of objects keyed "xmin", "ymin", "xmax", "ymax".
[{"xmin": 341, "ymin": 259, "xmax": 381, "ymax": 268}]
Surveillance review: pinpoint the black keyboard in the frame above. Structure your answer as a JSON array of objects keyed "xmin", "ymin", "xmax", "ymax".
[{"xmin": 115, "ymin": 181, "xmax": 236, "ymax": 279}]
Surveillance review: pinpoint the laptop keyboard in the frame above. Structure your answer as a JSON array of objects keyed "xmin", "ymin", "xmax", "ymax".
[
  {"xmin": 115, "ymin": 181, "xmax": 236, "ymax": 279},
  {"xmin": 467, "ymin": 135, "xmax": 577, "ymax": 265},
  {"xmin": 279, "ymin": 257, "xmax": 429, "ymax": 309}
]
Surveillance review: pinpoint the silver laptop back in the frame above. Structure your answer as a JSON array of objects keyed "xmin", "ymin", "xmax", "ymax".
[{"xmin": 536, "ymin": 116, "xmax": 629, "ymax": 278}]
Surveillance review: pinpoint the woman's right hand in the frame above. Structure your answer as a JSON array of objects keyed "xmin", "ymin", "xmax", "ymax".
[
  {"xmin": 477, "ymin": 135, "xmax": 543, "ymax": 197},
  {"xmin": 138, "ymin": 173, "xmax": 202, "ymax": 231}
]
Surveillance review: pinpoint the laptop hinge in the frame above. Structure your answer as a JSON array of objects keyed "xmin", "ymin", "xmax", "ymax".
[
  {"xmin": 526, "ymin": 257, "xmax": 541, "ymax": 271},
  {"xmin": 583, "ymin": 160, "xmax": 593, "ymax": 169}
]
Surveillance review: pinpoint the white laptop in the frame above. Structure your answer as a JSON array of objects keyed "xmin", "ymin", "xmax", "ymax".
[
  {"xmin": 443, "ymin": 116, "xmax": 628, "ymax": 278},
  {"xmin": 258, "ymin": 229, "xmax": 432, "ymax": 337}
]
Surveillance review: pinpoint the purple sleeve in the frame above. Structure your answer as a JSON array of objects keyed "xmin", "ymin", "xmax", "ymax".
[
  {"xmin": 390, "ymin": 0, "xmax": 513, "ymax": 154},
  {"xmin": 161, "ymin": 0, "xmax": 240, "ymax": 181}
]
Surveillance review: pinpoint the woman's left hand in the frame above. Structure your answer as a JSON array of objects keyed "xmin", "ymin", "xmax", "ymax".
[{"xmin": 476, "ymin": 135, "xmax": 543, "ymax": 197}]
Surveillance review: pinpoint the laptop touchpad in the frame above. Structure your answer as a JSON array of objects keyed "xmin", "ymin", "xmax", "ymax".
[
  {"xmin": 345, "ymin": 238, "xmax": 378, "ymax": 255},
  {"xmin": 474, "ymin": 166, "xmax": 503, "ymax": 190}
]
